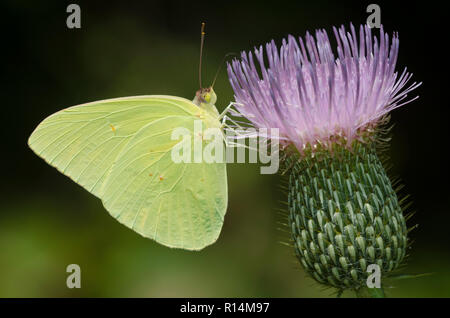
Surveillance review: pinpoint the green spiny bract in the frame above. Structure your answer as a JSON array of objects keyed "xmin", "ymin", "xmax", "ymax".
[{"xmin": 286, "ymin": 140, "xmax": 407, "ymax": 291}]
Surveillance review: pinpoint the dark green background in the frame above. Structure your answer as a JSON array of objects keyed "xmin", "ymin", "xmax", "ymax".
[{"xmin": 2, "ymin": 0, "xmax": 449, "ymax": 297}]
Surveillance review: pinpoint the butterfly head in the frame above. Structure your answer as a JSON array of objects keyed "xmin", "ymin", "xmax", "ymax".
[
  {"xmin": 193, "ymin": 86, "xmax": 220, "ymax": 121},
  {"xmin": 194, "ymin": 87, "xmax": 217, "ymax": 106}
]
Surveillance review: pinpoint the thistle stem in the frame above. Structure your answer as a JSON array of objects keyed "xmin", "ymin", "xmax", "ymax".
[{"xmin": 355, "ymin": 287, "xmax": 386, "ymax": 298}]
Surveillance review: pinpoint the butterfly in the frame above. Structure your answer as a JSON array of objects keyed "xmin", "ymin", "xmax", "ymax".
[{"xmin": 28, "ymin": 23, "xmax": 229, "ymax": 251}]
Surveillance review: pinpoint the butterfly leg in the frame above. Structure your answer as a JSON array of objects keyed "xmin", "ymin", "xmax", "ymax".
[{"xmin": 218, "ymin": 102, "xmax": 235, "ymax": 120}]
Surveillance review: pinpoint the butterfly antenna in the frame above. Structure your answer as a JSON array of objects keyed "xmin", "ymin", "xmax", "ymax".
[
  {"xmin": 199, "ymin": 22, "xmax": 206, "ymax": 89},
  {"xmin": 212, "ymin": 52, "xmax": 238, "ymax": 88}
]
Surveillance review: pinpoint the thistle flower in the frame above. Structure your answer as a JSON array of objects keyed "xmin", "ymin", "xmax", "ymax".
[{"xmin": 227, "ymin": 24, "xmax": 421, "ymax": 296}]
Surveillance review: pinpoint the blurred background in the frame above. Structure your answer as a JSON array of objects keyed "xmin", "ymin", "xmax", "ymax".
[{"xmin": 1, "ymin": 0, "xmax": 449, "ymax": 297}]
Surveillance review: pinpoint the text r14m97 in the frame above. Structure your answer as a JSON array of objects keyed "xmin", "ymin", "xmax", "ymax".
[{"xmin": 224, "ymin": 302, "xmax": 269, "ymax": 313}]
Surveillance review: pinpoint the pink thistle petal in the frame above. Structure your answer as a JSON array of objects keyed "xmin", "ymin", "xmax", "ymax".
[{"xmin": 227, "ymin": 24, "xmax": 422, "ymax": 152}]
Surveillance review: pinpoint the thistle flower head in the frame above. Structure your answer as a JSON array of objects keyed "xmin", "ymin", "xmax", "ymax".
[
  {"xmin": 227, "ymin": 24, "xmax": 420, "ymax": 295},
  {"xmin": 227, "ymin": 24, "xmax": 421, "ymax": 153}
]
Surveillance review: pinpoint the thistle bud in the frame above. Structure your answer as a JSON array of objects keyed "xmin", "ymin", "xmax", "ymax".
[{"xmin": 286, "ymin": 140, "xmax": 407, "ymax": 290}]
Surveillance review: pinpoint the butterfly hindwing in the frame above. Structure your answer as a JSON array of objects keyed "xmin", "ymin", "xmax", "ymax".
[{"xmin": 101, "ymin": 116, "xmax": 227, "ymax": 250}]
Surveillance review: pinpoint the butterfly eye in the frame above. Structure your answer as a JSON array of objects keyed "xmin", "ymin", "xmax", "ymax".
[{"xmin": 203, "ymin": 93, "xmax": 211, "ymax": 102}]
